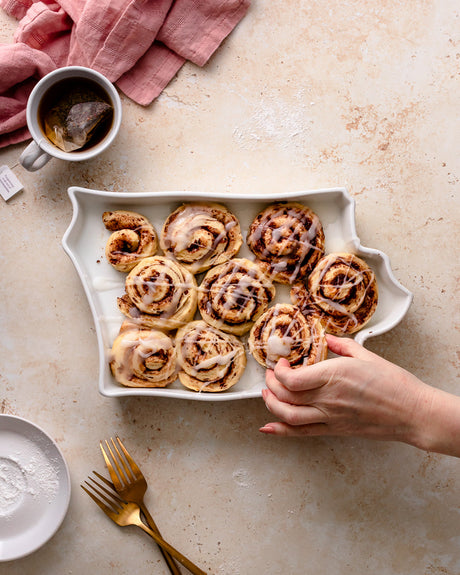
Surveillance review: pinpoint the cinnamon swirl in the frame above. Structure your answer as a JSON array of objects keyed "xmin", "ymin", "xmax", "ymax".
[
  {"xmin": 110, "ymin": 322, "xmax": 177, "ymax": 387},
  {"xmin": 160, "ymin": 202, "xmax": 242, "ymax": 274},
  {"xmin": 198, "ymin": 258, "xmax": 276, "ymax": 335},
  {"xmin": 292, "ymin": 252, "xmax": 378, "ymax": 335},
  {"xmin": 103, "ymin": 210, "xmax": 158, "ymax": 272},
  {"xmin": 175, "ymin": 320, "xmax": 246, "ymax": 392},
  {"xmin": 246, "ymin": 202, "xmax": 325, "ymax": 284},
  {"xmin": 248, "ymin": 303, "xmax": 327, "ymax": 369},
  {"xmin": 118, "ymin": 256, "xmax": 197, "ymax": 331}
]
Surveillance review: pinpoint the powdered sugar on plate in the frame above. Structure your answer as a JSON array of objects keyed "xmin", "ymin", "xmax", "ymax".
[
  {"xmin": 0, "ymin": 441, "xmax": 60, "ymax": 518},
  {"xmin": 0, "ymin": 415, "xmax": 71, "ymax": 561}
]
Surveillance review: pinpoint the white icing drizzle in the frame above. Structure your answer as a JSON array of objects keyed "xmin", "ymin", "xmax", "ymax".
[
  {"xmin": 313, "ymin": 255, "xmax": 376, "ymax": 330},
  {"xmin": 203, "ymin": 260, "xmax": 271, "ymax": 324},
  {"xmin": 248, "ymin": 203, "xmax": 324, "ymax": 282},
  {"xmin": 266, "ymin": 334, "xmax": 293, "ymax": 360},
  {"xmin": 129, "ymin": 269, "xmax": 194, "ymax": 318},
  {"xmin": 171, "ymin": 213, "xmax": 218, "ymax": 251},
  {"xmin": 191, "ymin": 349, "xmax": 238, "ymax": 374},
  {"xmin": 112, "ymin": 329, "xmax": 176, "ymax": 384},
  {"xmin": 164, "ymin": 206, "xmax": 239, "ymax": 271},
  {"xmin": 93, "ymin": 276, "xmax": 123, "ymax": 291}
]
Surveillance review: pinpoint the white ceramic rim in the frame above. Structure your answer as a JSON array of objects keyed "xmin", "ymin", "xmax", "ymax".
[
  {"xmin": 0, "ymin": 414, "xmax": 71, "ymax": 562},
  {"xmin": 62, "ymin": 186, "xmax": 413, "ymax": 401}
]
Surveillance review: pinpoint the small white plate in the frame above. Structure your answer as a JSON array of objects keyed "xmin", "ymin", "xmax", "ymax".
[
  {"xmin": 62, "ymin": 186, "xmax": 413, "ymax": 401},
  {"xmin": 0, "ymin": 415, "xmax": 71, "ymax": 562}
]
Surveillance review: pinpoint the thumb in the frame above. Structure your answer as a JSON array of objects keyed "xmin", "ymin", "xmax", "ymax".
[
  {"xmin": 273, "ymin": 357, "xmax": 332, "ymax": 392},
  {"xmin": 272, "ymin": 335, "xmax": 378, "ymax": 392},
  {"xmin": 326, "ymin": 334, "xmax": 375, "ymax": 361}
]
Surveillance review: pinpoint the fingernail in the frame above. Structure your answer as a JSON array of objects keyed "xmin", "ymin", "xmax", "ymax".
[{"xmin": 259, "ymin": 425, "xmax": 274, "ymax": 434}]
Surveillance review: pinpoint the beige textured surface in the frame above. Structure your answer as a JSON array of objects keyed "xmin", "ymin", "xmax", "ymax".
[{"xmin": 0, "ymin": 1, "xmax": 459, "ymax": 573}]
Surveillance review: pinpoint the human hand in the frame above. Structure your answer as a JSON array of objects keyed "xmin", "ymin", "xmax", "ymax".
[{"xmin": 260, "ymin": 334, "xmax": 460, "ymax": 456}]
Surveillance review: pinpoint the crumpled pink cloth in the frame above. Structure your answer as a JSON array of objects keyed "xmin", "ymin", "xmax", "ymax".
[{"xmin": 0, "ymin": 0, "xmax": 250, "ymax": 148}]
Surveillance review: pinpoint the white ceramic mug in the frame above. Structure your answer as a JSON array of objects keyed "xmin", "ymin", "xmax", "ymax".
[{"xmin": 19, "ymin": 66, "xmax": 122, "ymax": 172}]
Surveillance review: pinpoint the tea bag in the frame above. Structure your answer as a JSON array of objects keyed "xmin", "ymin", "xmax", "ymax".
[{"xmin": 43, "ymin": 87, "xmax": 113, "ymax": 152}]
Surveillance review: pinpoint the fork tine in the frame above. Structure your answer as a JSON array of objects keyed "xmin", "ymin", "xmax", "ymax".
[
  {"xmin": 87, "ymin": 475, "xmax": 124, "ymax": 508},
  {"xmin": 115, "ymin": 436, "xmax": 142, "ymax": 479},
  {"xmin": 110, "ymin": 437, "xmax": 136, "ymax": 482},
  {"xmin": 92, "ymin": 470, "xmax": 115, "ymax": 489},
  {"xmin": 81, "ymin": 483, "xmax": 105, "ymax": 509},
  {"xmin": 81, "ymin": 481, "xmax": 119, "ymax": 519},
  {"xmin": 100, "ymin": 440, "xmax": 121, "ymax": 488},
  {"xmin": 100, "ymin": 439, "xmax": 127, "ymax": 489},
  {"xmin": 84, "ymin": 473, "xmax": 128, "ymax": 513}
]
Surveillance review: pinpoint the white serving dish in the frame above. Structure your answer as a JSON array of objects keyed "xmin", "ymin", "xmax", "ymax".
[
  {"xmin": 0, "ymin": 415, "xmax": 71, "ymax": 561},
  {"xmin": 62, "ymin": 187, "xmax": 413, "ymax": 401}
]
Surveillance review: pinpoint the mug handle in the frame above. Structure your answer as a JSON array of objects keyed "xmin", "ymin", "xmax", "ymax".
[{"xmin": 19, "ymin": 141, "xmax": 52, "ymax": 172}]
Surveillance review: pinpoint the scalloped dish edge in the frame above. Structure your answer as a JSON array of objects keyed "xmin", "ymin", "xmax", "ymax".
[{"xmin": 62, "ymin": 186, "xmax": 413, "ymax": 401}]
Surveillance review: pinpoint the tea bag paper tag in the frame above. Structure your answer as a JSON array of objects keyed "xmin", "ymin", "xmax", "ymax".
[{"xmin": 0, "ymin": 165, "xmax": 24, "ymax": 201}]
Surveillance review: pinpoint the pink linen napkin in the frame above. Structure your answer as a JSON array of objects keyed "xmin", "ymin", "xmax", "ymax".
[{"xmin": 0, "ymin": 0, "xmax": 250, "ymax": 148}]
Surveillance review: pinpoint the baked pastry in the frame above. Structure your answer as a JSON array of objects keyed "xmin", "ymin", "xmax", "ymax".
[
  {"xmin": 291, "ymin": 252, "xmax": 378, "ymax": 335},
  {"xmin": 175, "ymin": 320, "xmax": 246, "ymax": 392},
  {"xmin": 198, "ymin": 258, "xmax": 276, "ymax": 335},
  {"xmin": 118, "ymin": 256, "xmax": 197, "ymax": 331},
  {"xmin": 103, "ymin": 210, "xmax": 158, "ymax": 272},
  {"xmin": 109, "ymin": 322, "xmax": 177, "ymax": 387},
  {"xmin": 160, "ymin": 202, "xmax": 242, "ymax": 274},
  {"xmin": 248, "ymin": 303, "xmax": 327, "ymax": 369},
  {"xmin": 246, "ymin": 202, "xmax": 325, "ymax": 284}
]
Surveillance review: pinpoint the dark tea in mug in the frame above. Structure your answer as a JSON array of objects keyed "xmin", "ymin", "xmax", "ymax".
[{"xmin": 37, "ymin": 77, "xmax": 114, "ymax": 153}]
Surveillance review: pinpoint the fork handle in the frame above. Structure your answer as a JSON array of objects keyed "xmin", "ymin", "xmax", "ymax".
[
  {"xmin": 140, "ymin": 503, "xmax": 182, "ymax": 575},
  {"xmin": 137, "ymin": 520, "xmax": 207, "ymax": 575}
]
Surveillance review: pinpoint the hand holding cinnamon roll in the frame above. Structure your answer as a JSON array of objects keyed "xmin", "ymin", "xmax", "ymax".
[
  {"xmin": 291, "ymin": 252, "xmax": 378, "ymax": 335},
  {"xmin": 110, "ymin": 322, "xmax": 177, "ymax": 387},
  {"xmin": 118, "ymin": 255, "xmax": 197, "ymax": 331},
  {"xmin": 249, "ymin": 303, "xmax": 327, "ymax": 369},
  {"xmin": 198, "ymin": 258, "xmax": 276, "ymax": 335},
  {"xmin": 247, "ymin": 202, "xmax": 325, "ymax": 284},
  {"xmin": 103, "ymin": 210, "xmax": 158, "ymax": 272},
  {"xmin": 175, "ymin": 320, "xmax": 246, "ymax": 392},
  {"xmin": 160, "ymin": 202, "xmax": 242, "ymax": 273}
]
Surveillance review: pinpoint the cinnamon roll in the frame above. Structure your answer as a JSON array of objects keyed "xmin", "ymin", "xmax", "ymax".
[
  {"xmin": 175, "ymin": 320, "xmax": 246, "ymax": 392},
  {"xmin": 292, "ymin": 252, "xmax": 378, "ymax": 335},
  {"xmin": 110, "ymin": 322, "xmax": 177, "ymax": 387},
  {"xmin": 248, "ymin": 303, "xmax": 327, "ymax": 369},
  {"xmin": 246, "ymin": 202, "xmax": 325, "ymax": 284},
  {"xmin": 103, "ymin": 210, "xmax": 158, "ymax": 272},
  {"xmin": 118, "ymin": 256, "xmax": 197, "ymax": 331},
  {"xmin": 160, "ymin": 202, "xmax": 243, "ymax": 274},
  {"xmin": 198, "ymin": 258, "xmax": 276, "ymax": 335}
]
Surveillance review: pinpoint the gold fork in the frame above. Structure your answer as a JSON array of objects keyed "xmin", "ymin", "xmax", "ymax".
[
  {"xmin": 82, "ymin": 473, "xmax": 207, "ymax": 575},
  {"xmin": 100, "ymin": 436, "xmax": 180, "ymax": 575}
]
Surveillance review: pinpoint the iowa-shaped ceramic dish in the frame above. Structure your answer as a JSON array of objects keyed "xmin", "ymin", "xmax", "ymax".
[{"xmin": 62, "ymin": 187, "xmax": 413, "ymax": 401}]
